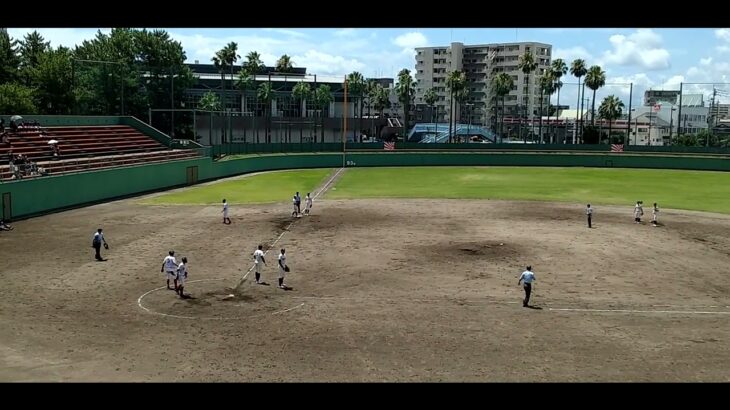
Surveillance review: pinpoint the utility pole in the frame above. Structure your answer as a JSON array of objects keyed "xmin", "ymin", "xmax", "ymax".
[{"xmin": 709, "ymin": 87, "xmax": 716, "ymax": 147}]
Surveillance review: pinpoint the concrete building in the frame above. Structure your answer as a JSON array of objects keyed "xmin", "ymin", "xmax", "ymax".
[
  {"xmin": 413, "ymin": 41, "xmax": 552, "ymax": 131},
  {"xmin": 167, "ymin": 63, "xmax": 396, "ymax": 144},
  {"xmin": 626, "ymin": 104, "xmax": 709, "ymax": 145},
  {"xmin": 710, "ymin": 103, "xmax": 730, "ymax": 121},
  {"xmin": 644, "ymin": 89, "xmax": 680, "ymax": 106}
]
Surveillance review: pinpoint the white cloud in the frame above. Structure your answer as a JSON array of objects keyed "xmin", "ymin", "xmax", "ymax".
[
  {"xmin": 392, "ymin": 32, "xmax": 428, "ymax": 49},
  {"xmin": 293, "ymin": 50, "xmax": 365, "ymax": 76},
  {"xmin": 601, "ymin": 29, "xmax": 671, "ymax": 70},
  {"xmin": 660, "ymin": 75, "xmax": 684, "ymax": 89},
  {"xmin": 262, "ymin": 29, "xmax": 308, "ymax": 38},
  {"xmin": 553, "ymin": 46, "xmax": 593, "ymax": 63},
  {"xmin": 700, "ymin": 57, "xmax": 713, "ymax": 65},
  {"xmin": 715, "ymin": 29, "xmax": 730, "ymax": 42},
  {"xmin": 717, "ymin": 45, "xmax": 730, "ymax": 54},
  {"xmin": 334, "ymin": 29, "xmax": 357, "ymax": 37}
]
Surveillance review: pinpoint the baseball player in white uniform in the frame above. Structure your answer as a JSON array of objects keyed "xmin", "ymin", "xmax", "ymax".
[
  {"xmin": 634, "ymin": 201, "xmax": 644, "ymax": 224},
  {"xmin": 292, "ymin": 195, "xmax": 299, "ymax": 217},
  {"xmin": 277, "ymin": 248, "xmax": 289, "ymax": 289},
  {"xmin": 304, "ymin": 193, "xmax": 313, "ymax": 215},
  {"xmin": 222, "ymin": 199, "xmax": 231, "ymax": 224},
  {"xmin": 253, "ymin": 245, "xmax": 266, "ymax": 284},
  {"xmin": 161, "ymin": 250, "xmax": 178, "ymax": 290},
  {"xmin": 176, "ymin": 257, "xmax": 188, "ymax": 298},
  {"xmin": 652, "ymin": 203, "xmax": 659, "ymax": 227}
]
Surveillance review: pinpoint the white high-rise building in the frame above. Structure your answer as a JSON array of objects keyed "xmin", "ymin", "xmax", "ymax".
[{"xmin": 414, "ymin": 41, "xmax": 552, "ymax": 130}]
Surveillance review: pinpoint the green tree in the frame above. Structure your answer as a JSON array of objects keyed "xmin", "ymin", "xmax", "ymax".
[
  {"xmin": 73, "ymin": 28, "xmax": 194, "ymax": 130},
  {"xmin": 0, "ymin": 28, "xmax": 21, "ymax": 84},
  {"xmin": 538, "ymin": 71, "xmax": 556, "ymax": 143},
  {"xmin": 198, "ymin": 90, "xmax": 222, "ymax": 111},
  {"xmin": 395, "ymin": 69, "xmax": 417, "ymax": 140},
  {"xmin": 18, "ymin": 30, "xmax": 50, "ymax": 86},
  {"xmin": 33, "ymin": 46, "xmax": 74, "ymax": 114},
  {"xmin": 212, "ymin": 42, "xmax": 238, "ymax": 143},
  {"xmin": 275, "ymin": 54, "xmax": 293, "ymax": 73},
  {"xmin": 491, "ymin": 72, "xmax": 514, "ymax": 142},
  {"xmin": 445, "ymin": 70, "xmax": 466, "ymax": 142},
  {"xmin": 257, "ymin": 82, "xmax": 274, "ymax": 143},
  {"xmin": 235, "ymin": 68, "xmax": 254, "ymax": 141},
  {"xmin": 313, "ymin": 84, "xmax": 333, "ymax": 143},
  {"xmin": 517, "ymin": 51, "xmax": 538, "ymax": 139},
  {"xmin": 550, "ymin": 58, "xmax": 567, "ymax": 142},
  {"xmin": 423, "ymin": 87, "xmax": 438, "ymax": 124},
  {"xmin": 585, "ymin": 65, "xmax": 606, "ymax": 126},
  {"xmin": 0, "ymin": 83, "xmax": 37, "ymax": 114},
  {"xmin": 570, "ymin": 59, "xmax": 588, "ymax": 141},
  {"xmin": 597, "ymin": 95, "xmax": 625, "ymax": 142},
  {"xmin": 292, "ymin": 81, "xmax": 311, "ymax": 142},
  {"xmin": 346, "ymin": 71, "xmax": 366, "ymax": 142}
]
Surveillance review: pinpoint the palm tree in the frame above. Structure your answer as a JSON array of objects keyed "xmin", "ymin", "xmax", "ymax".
[
  {"xmin": 276, "ymin": 54, "xmax": 293, "ymax": 73},
  {"xmin": 371, "ymin": 84, "xmax": 391, "ymax": 139},
  {"xmin": 313, "ymin": 84, "xmax": 333, "ymax": 143},
  {"xmin": 257, "ymin": 82, "xmax": 273, "ymax": 144},
  {"xmin": 445, "ymin": 70, "xmax": 466, "ymax": 142},
  {"xmin": 365, "ymin": 80, "xmax": 378, "ymax": 138},
  {"xmin": 292, "ymin": 81, "xmax": 311, "ymax": 143},
  {"xmin": 423, "ymin": 87, "xmax": 438, "ymax": 125},
  {"xmin": 395, "ymin": 69, "xmax": 416, "ymax": 141},
  {"xmin": 517, "ymin": 51, "xmax": 538, "ymax": 140},
  {"xmin": 491, "ymin": 73, "xmax": 514, "ymax": 142},
  {"xmin": 570, "ymin": 59, "xmax": 587, "ymax": 142},
  {"xmin": 212, "ymin": 48, "xmax": 229, "ymax": 143},
  {"xmin": 550, "ymin": 59, "xmax": 567, "ymax": 143},
  {"xmin": 585, "ymin": 65, "xmax": 606, "ymax": 127},
  {"xmin": 224, "ymin": 43, "xmax": 239, "ymax": 142},
  {"xmin": 346, "ymin": 71, "xmax": 366, "ymax": 142},
  {"xmin": 243, "ymin": 51, "xmax": 265, "ymax": 142},
  {"xmin": 598, "ymin": 95, "xmax": 625, "ymax": 142},
  {"xmin": 539, "ymin": 71, "xmax": 556, "ymax": 144},
  {"xmin": 235, "ymin": 68, "xmax": 254, "ymax": 142}
]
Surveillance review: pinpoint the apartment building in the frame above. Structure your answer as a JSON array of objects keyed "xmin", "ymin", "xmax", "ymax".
[{"xmin": 414, "ymin": 41, "xmax": 552, "ymax": 129}]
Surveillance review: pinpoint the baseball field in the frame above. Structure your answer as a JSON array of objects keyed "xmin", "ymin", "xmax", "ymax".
[{"xmin": 2, "ymin": 166, "xmax": 730, "ymax": 381}]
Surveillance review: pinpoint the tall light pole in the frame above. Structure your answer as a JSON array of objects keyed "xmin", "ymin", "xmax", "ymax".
[
  {"xmin": 669, "ymin": 106, "xmax": 677, "ymax": 142},
  {"xmin": 630, "ymin": 108, "xmax": 637, "ymax": 145}
]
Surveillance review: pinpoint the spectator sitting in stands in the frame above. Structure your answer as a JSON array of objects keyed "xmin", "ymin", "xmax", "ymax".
[
  {"xmin": 37, "ymin": 165, "xmax": 48, "ymax": 176},
  {"xmin": 52, "ymin": 144, "xmax": 60, "ymax": 158},
  {"xmin": 0, "ymin": 119, "xmax": 5, "ymax": 133},
  {"xmin": 9, "ymin": 120, "xmax": 18, "ymax": 134},
  {"xmin": 7, "ymin": 150, "xmax": 14, "ymax": 164},
  {"xmin": 1, "ymin": 131, "xmax": 9, "ymax": 145}
]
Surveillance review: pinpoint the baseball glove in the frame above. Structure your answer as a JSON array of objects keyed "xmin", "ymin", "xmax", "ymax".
[
  {"xmin": 104, "ymin": 243, "xmax": 109, "ymax": 249},
  {"xmin": 284, "ymin": 266, "xmax": 290, "ymax": 272}
]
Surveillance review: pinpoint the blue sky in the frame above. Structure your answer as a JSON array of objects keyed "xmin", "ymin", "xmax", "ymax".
[{"xmin": 8, "ymin": 28, "xmax": 730, "ymax": 106}]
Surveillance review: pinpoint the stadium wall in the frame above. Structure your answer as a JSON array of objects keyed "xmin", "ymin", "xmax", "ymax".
[{"xmin": 2, "ymin": 152, "xmax": 729, "ymax": 220}]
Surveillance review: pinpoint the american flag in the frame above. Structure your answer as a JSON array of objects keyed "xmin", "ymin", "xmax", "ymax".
[
  {"xmin": 384, "ymin": 142, "xmax": 395, "ymax": 151},
  {"xmin": 611, "ymin": 144, "xmax": 624, "ymax": 152}
]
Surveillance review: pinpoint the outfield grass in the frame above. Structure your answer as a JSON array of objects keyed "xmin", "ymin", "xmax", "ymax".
[
  {"xmin": 142, "ymin": 169, "xmax": 332, "ymax": 205},
  {"xmin": 327, "ymin": 167, "xmax": 730, "ymax": 214}
]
